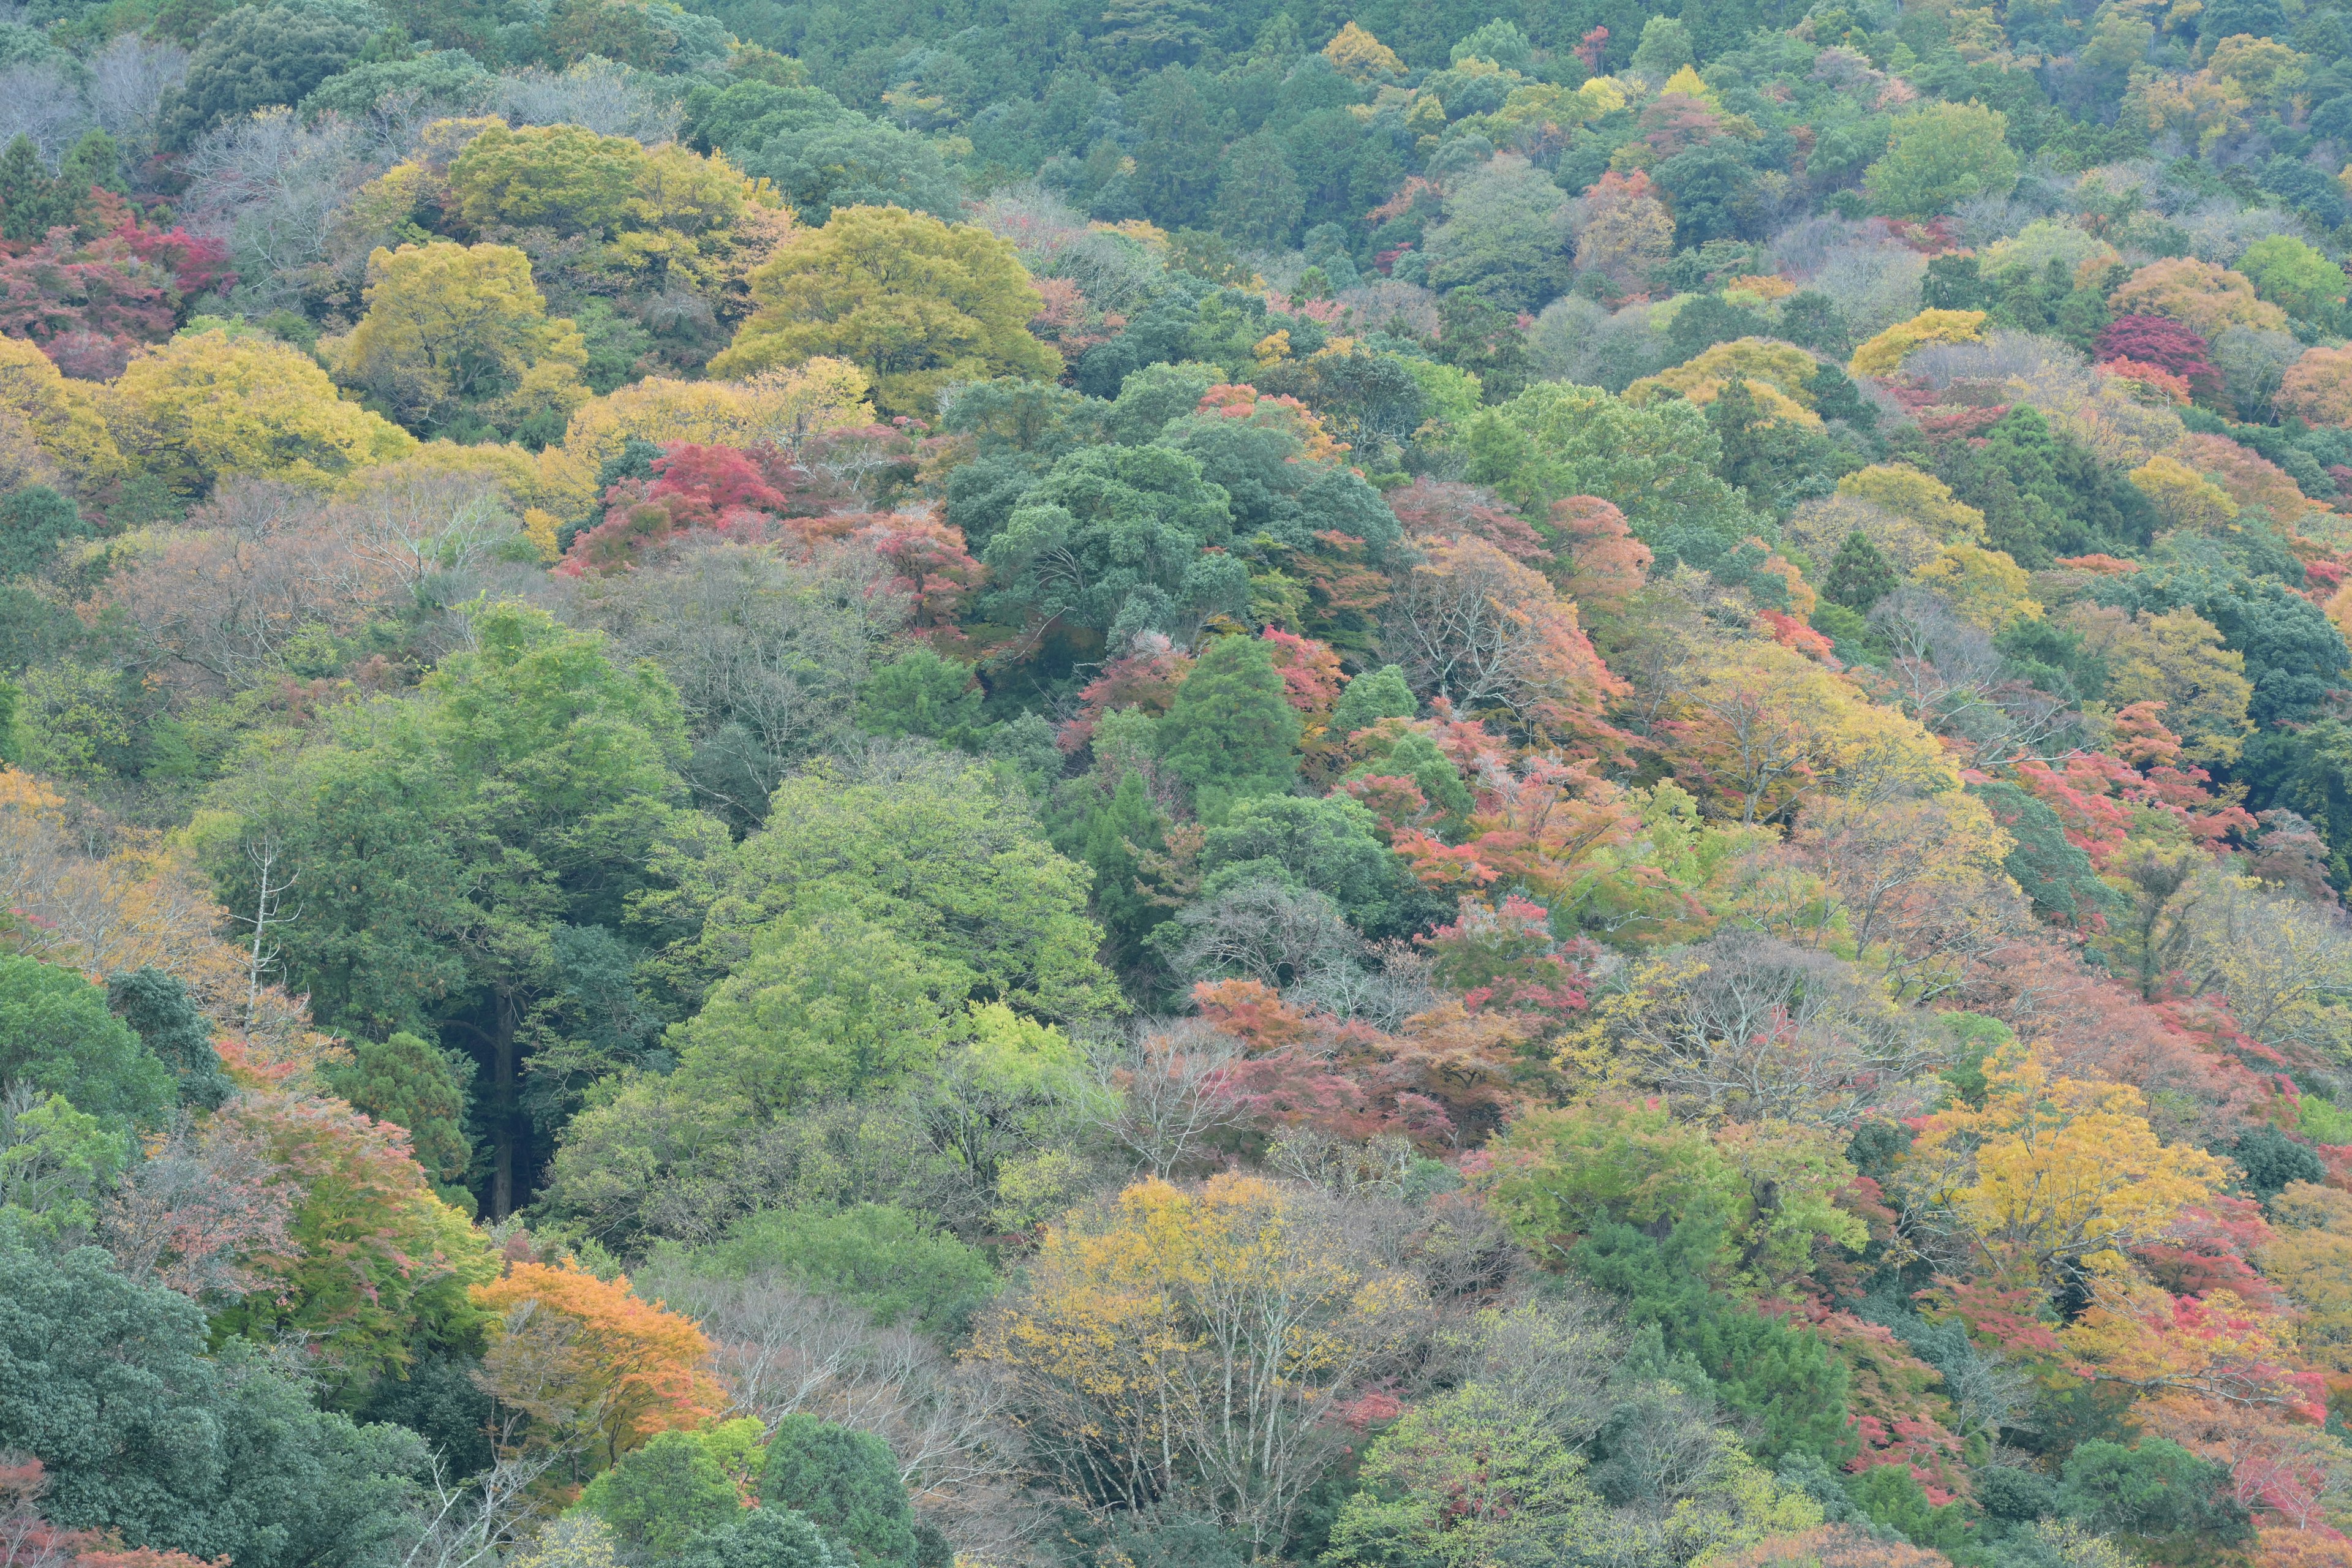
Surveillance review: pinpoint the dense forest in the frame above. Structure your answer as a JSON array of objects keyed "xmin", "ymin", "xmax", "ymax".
[{"xmin": 21, "ymin": 0, "xmax": 2352, "ymax": 1566}]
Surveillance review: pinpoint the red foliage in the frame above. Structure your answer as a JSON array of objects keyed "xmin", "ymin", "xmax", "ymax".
[
  {"xmin": 2131, "ymin": 1196, "xmax": 2284, "ymax": 1308},
  {"xmin": 1261, "ymin": 627, "xmax": 1343, "ymax": 718},
  {"xmin": 1058, "ymin": 632, "xmax": 1195, "ymax": 753},
  {"xmin": 0, "ymin": 1458, "xmax": 224, "ymax": 1568},
  {"xmin": 854, "ymin": 510, "xmax": 983, "ymax": 637},
  {"xmin": 0, "ymin": 191, "xmax": 231, "ymax": 368},
  {"xmin": 2011, "ymin": 702, "xmax": 2256, "ymax": 870},
  {"xmin": 1920, "ymin": 1278, "xmax": 2065, "ymax": 1359},
  {"xmin": 1574, "ymin": 24, "xmax": 1609, "ymax": 70},
  {"xmin": 1387, "ymin": 478, "xmax": 1551, "ymax": 563},
  {"xmin": 2097, "ymin": 314, "xmax": 2225, "ymax": 402},
  {"xmin": 1547, "ymin": 496, "xmax": 1650, "ymax": 616},
  {"xmin": 1419, "ymin": 893, "xmax": 1593, "ymax": 1015}
]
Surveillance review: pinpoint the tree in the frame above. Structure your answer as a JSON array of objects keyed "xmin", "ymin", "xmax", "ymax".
[
  {"xmin": 971, "ymin": 1174, "xmax": 1428, "ymax": 1554},
  {"xmin": 2236, "ymin": 235, "xmax": 2347, "ymax": 322},
  {"xmin": 2065, "ymin": 605, "xmax": 2252, "ymax": 764},
  {"xmin": 673, "ymin": 753, "xmax": 1117, "ymax": 1025},
  {"xmin": 472, "ymin": 1259, "xmax": 725, "ymax": 1474},
  {"xmin": 330, "ymin": 242, "xmax": 590, "ymax": 439},
  {"xmin": 2110, "ymin": 257, "xmax": 2291, "ymax": 337},
  {"xmin": 575, "ymin": 1427, "xmax": 747, "ymax": 1555},
  {"xmin": 0, "ymin": 1243, "xmax": 425, "ymax": 1568},
  {"xmin": 206, "ymin": 1091, "xmax": 496, "ymax": 1397},
  {"xmin": 1329, "ymin": 664, "xmax": 1417, "ymax": 736},
  {"xmin": 1864, "ymin": 102, "xmax": 2019, "ymax": 218},
  {"xmin": 1154, "ymin": 634, "xmax": 1303, "ymax": 818},
  {"xmin": 1382, "ymin": 533, "xmax": 1626, "ymax": 749},
  {"xmin": 981, "ymin": 442, "xmax": 1239, "ymax": 646},
  {"xmin": 1466, "ymin": 381, "xmax": 1754, "ymax": 556},
  {"xmin": 322, "ymin": 1030, "xmax": 474, "ymax": 1188},
  {"xmin": 2275, "ymin": 345, "xmax": 2352, "ymax": 426},
  {"xmin": 690, "ymin": 1202, "xmax": 995, "ymax": 1334},
  {"xmin": 0, "ymin": 956, "xmax": 173, "ymax": 1130},
  {"xmin": 760, "ymin": 1416, "xmax": 919, "ymax": 1568},
  {"xmin": 710, "ymin": 207, "xmax": 1060, "ymax": 417},
  {"xmin": 668, "ymin": 907, "xmax": 972, "ymax": 1118},
  {"xmin": 106, "ymin": 968, "xmax": 232, "ymax": 1112},
  {"xmin": 159, "ymin": 0, "xmax": 374, "ymax": 149},
  {"xmin": 1895, "ymin": 1041, "xmax": 2230, "ymax": 1294},
  {"xmin": 108, "ymin": 329, "xmax": 414, "ymax": 497},
  {"xmin": 1573, "ymin": 171, "xmax": 1675, "ymax": 295},
  {"xmin": 1214, "ymin": 135, "xmax": 1303, "ymax": 251},
  {"xmin": 1849, "ymin": 310, "xmax": 1988, "ymax": 377},
  {"xmin": 1423, "ymin": 155, "xmax": 1574, "ymax": 314},
  {"xmin": 0, "ymin": 486, "xmax": 89, "ymax": 583},
  {"xmin": 1322, "ymin": 21, "xmax": 1402, "ymax": 78},
  {"xmin": 2097, "ymin": 315, "xmax": 2225, "ymax": 402},
  {"xmin": 1825, "ymin": 530, "xmax": 1898, "ymax": 611},
  {"xmin": 675, "ymin": 1508, "xmax": 849, "ymax": 1568},
  {"xmin": 200, "ymin": 601, "xmax": 695, "ymax": 1218},
  {"xmin": 856, "ymin": 649, "xmax": 983, "ymax": 744}
]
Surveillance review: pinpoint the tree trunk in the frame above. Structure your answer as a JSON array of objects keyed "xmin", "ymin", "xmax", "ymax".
[{"xmin": 491, "ymin": 991, "xmax": 521, "ymax": 1221}]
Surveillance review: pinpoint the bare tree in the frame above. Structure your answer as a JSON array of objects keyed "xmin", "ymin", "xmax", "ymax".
[
  {"xmin": 183, "ymin": 108, "xmax": 377, "ymax": 307},
  {"xmin": 100, "ymin": 1106, "xmax": 296, "ymax": 1302},
  {"xmin": 88, "ymin": 34, "xmax": 189, "ymax": 159},
  {"xmin": 495, "ymin": 61, "xmax": 681, "ymax": 143},
  {"xmin": 235, "ymin": 829, "xmax": 299, "ymax": 1028},
  {"xmin": 1159, "ymin": 878, "xmax": 1365, "ymax": 994},
  {"xmin": 1869, "ymin": 588, "xmax": 2083, "ymax": 767},
  {"xmin": 1094, "ymin": 1019, "xmax": 1248, "ymax": 1179},
  {"xmin": 0, "ymin": 66, "xmax": 91, "ymax": 165},
  {"xmin": 396, "ymin": 1451, "xmax": 561, "ymax": 1568}
]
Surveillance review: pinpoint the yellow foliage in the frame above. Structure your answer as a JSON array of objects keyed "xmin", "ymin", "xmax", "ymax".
[
  {"xmin": 1834, "ymin": 464, "xmax": 1988, "ymax": 543},
  {"xmin": 1627, "ymin": 337, "xmax": 1824, "ymax": 416},
  {"xmin": 2260, "ymin": 1182, "xmax": 2352, "ymax": 1374},
  {"xmin": 1849, "ymin": 309, "xmax": 1987, "ymax": 377},
  {"xmin": 2064, "ymin": 603, "xmax": 2252, "ymax": 764},
  {"xmin": 107, "ymin": 330, "xmax": 414, "ymax": 496},
  {"xmin": 1911, "ymin": 542, "xmax": 2040, "ymax": 629},
  {"xmin": 0, "ymin": 336, "xmax": 126, "ymax": 492},
  {"xmin": 1323, "ymin": 21, "xmax": 1405, "ymax": 78},
  {"xmin": 538, "ymin": 359, "xmax": 872, "ymax": 514},
  {"xmin": 2109, "ymin": 257, "xmax": 2290, "ymax": 337},
  {"xmin": 1660, "ymin": 64, "xmax": 1719, "ymax": 104},
  {"xmin": 346, "ymin": 439, "xmax": 548, "ymax": 512},
  {"xmin": 1897, "ymin": 1041, "xmax": 2229, "ymax": 1288},
  {"xmin": 2128, "ymin": 452, "xmax": 2239, "ymax": 532}
]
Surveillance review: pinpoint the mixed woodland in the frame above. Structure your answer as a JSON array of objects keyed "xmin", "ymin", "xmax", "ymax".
[{"xmin": 26, "ymin": 2, "xmax": 2352, "ymax": 1568}]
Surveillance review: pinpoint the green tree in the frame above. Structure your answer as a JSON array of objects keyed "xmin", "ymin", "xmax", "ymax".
[
  {"xmin": 710, "ymin": 206, "xmax": 1061, "ymax": 416},
  {"xmin": 1630, "ymin": 15, "xmax": 1694, "ymax": 76},
  {"xmin": 1422, "ymin": 155, "xmax": 1574, "ymax": 314},
  {"xmin": 1154, "ymin": 635, "xmax": 1302, "ymax": 818},
  {"xmin": 2237, "ymin": 234, "xmax": 2348, "ymax": 322},
  {"xmin": 160, "ymin": 0, "xmax": 377, "ymax": 149},
  {"xmin": 760, "ymin": 1416, "xmax": 921, "ymax": 1568},
  {"xmin": 856, "ymin": 649, "xmax": 984, "ymax": 744},
  {"xmin": 1823, "ymin": 530, "xmax": 1898, "ymax": 612},
  {"xmin": 1215, "ymin": 134, "xmax": 1305, "ymax": 251},
  {"xmin": 200, "ymin": 601, "xmax": 696, "ymax": 1218},
  {"xmin": 0, "ymin": 486, "xmax": 91, "ymax": 582},
  {"xmin": 1077, "ymin": 769, "xmax": 1173, "ymax": 973},
  {"xmin": 1329, "ymin": 664, "xmax": 1416, "ymax": 735},
  {"xmin": 107, "ymin": 968, "xmax": 233, "ymax": 1111},
  {"xmin": 1197, "ymin": 793, "xmax": 1411, "ymax": 934},
  {"xmin": 981, "ymin": 442, "xmax": 1242, "ymax": 644},
  {"xmin": 0, "ymin": 1243, "xmax": 425, "ymax": 1568},
  {"xmin": 0, "ymin": 957, "xmax": 173, "ymax": 1130},
  {"xmin": 688, "ymin": 1202, "xmax": 996, "ymax": 1333},
  {"xmin": 674, "ymin": 755, "xmax": 1118, "ymax": 1025},
  {"xmin": 669, "ymin": 907, "xmax": 973, "ymax": 1116},
  {"xmin": 1864, "ymin": 101, "xmax": 2020, "ymax": 219},
  {"xmin": 676, "ymin": 1507, "xmax": 849, "ymax": 1568},
  {"xmin": 323, "ymin": 1030, "xmax": 474, "ymax": 1187},
  {"xmin": 2056, "ymin": 1439, "xmax": 2252, "ymax": 1552},
  {"xmin": 575, "ymin": 1428, "xmax": 746, "ymax": 1555}
]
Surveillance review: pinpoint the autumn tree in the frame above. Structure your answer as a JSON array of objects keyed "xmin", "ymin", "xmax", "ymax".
[
  {"xmin": 1573, "ymin": 171, "xmax": 1675, "ymax": 295},
  {"xmin": 328, "ymin": 242, "xmax": 590, "ymax": 440},
  {"xmin": 971, "ymin": 1174, "xmax": 1428, "ymax": 1555},
  {"xmin": 472, "ymin": 1258, "xmax": 725, "ymax": 1475},
  {"xmin": 1383, "ymin": 532, "xmax": 1626, "ymax": 750},
  {"xmin": 1896, "ymin": 1041, "xmax": 2230, "ymax": 1294},
  {"xmin": 710, "ymin": 206, "xmax": 1060, "ymax": 416}
]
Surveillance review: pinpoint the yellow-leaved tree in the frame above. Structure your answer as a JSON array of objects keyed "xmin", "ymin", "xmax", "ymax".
[
  {"xmin": 709, "ymin": 205, "xmax": 1060, "ymax": 417},
  {"xmin": 107, "ymin": 328, "xmax": 414, "ymax": 496},
  {"xmin": 1896, "ymin": 1041, "xmax": 2229, "ymax": 1292},
  {"xmin": 971, "ymin": 1173, "xmax": 1429, "ymax": 1556}
]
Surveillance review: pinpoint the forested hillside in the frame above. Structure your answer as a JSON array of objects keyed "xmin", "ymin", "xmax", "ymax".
[{"xmin": 16, "ymin": 1, "xmax": 2352, "ymax": 1567}]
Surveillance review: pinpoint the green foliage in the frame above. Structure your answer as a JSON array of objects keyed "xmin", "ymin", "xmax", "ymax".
[
  {"xmin": 1198, "ymin": 793, "xmax": 1417, "ymax": 935},
  {"xmin": 2056, "ymin": 1439, "xmax": 2252, "ymax": 1552},
  {"xmin": 675, "ymin": 1506, "xmax": 850, "ymax": 1568},
  {"xmin": 759, "ymin": 1415, "xmax": 919, "ymax": 1568},
  {"xmin": 0, "ymin": 1242, "xmax": 425, "ymax": 1568},
  {"xmin": 856, "ymin": 649, "xmax": 984, "ymax": 745},
  {"xmin": 1154, "ymin": 633, "xmax": 1302, "ymax": 818},
  {"xmin": 0, "ymin": 956, "xmax": 175, "ymax": 1129},
  {"xmin": 0, "ymin": 486, "xmax": 90, "ymax": 582},
  {"xmin": 162, "ymin": 0, "xmax": 380, "ymax": 148},
  {"xmin": 1845, "ymin": 1464, "xmax": 1973, "ymax": 1555},
  {"xmin": 1864, "ymin": 101, "xmax": 2021, "ymax": 218},
  {"xmin": 575, "ymin": 1427, "xmax": 747, "ymax": 1555},
  {"xmin": 688, "ymin": 1202, "xmax": 995, "ymax": 1333},
  {"xmin": 1328, "ymin": 663, "xmax": 1417, "ymax": 736},
  {"xmin": 1823, "ymin": 530, "xmax": 1898, "ymax": 612},
  {"xmin": 106, "ymin": 967, "xmax": 233, "ymax": 1111},
  {"xmin": 324, "ymin": 1030, "xmax": 474, "ymax": 1185},
  {"xmin": 0, "ymin": 1090, "xmax": 129, "ymax": 1240}
]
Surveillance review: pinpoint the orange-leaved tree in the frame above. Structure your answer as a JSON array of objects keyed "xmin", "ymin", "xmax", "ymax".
[{"xmin": 472, "ymin": 1259, "xmax": 725, "ymax": 1475}]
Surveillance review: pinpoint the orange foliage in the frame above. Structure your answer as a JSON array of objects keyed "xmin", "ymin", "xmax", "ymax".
[{"xmin": 472, "ymin": 1259, "xmax": 724, "ymax": 1469}]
